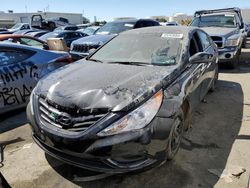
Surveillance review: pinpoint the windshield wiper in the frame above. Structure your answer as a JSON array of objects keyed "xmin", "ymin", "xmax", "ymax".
[
  {"xmin": 86, "ymin": 58, "xmax": 103, "ymax": 63},
  {"xmin": 106, "ymin": 61, "xmax": 148, "ymax": 66}
]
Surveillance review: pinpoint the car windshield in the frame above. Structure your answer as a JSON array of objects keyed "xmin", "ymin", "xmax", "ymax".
[
  {"xmin": 54, "ymin": 27, "xmax": 63, "ymax": 31},
  {"xmin": 191, "ymin": 14, "xmax": 237, "ymax": 28},
  {"xmin": 96, "ymin": 21, "xmax": 135, "ymax": 35},
  {"xmin": 39, "ymin": 32, "xmax": 59, "ymax": 41},
  {"xmin": 83, "ymin": 27, "xmax": 98, "ymax": 35},
  {"xmin": 11, "ymin": 23, "xmax": 22, "ymax": 29},
  {"xmin": 91, "ymin": 33, "xmax": 183, "ymax": 66}
]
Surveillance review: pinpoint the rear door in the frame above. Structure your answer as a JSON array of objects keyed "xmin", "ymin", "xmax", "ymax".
[{"xmin": 0, "ymin": 47, "xmax": 38, "ymax": 112}]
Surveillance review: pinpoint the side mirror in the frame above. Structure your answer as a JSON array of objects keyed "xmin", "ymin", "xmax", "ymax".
[
  {"xmin": 189, "ymin": 52, "xmax": 213, "ymax": 64},
  {"xmin": 43, "ymin": 44, "xmax": 49, "ymax": 50}
]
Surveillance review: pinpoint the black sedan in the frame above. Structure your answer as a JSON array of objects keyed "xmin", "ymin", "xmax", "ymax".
[
  {"xmin": 39, "ymin": 31, "xmax": 87, "ymax": 47},
  {"xmin": 27, "ymin": 26, "xmax": 218, "ymax": 174}
]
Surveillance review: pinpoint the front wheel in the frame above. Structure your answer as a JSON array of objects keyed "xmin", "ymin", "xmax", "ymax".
[
  {"xmin": 166, "ymin": 110, "xmax": 184, "ymax": 160},
  {"xmin": 228, "ymin": 53, "xmax": 240, "ymax": 69},
  {"xmin": 209, "ymin": 64, "xmax": 219, "ymax": 92}
]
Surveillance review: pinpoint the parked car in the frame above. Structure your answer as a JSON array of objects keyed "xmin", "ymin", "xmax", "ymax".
[
  {"xmin": 191, "ymin": 7, "xmax": 245, "ymax": 68},
  {"xmin": 28, "ymin": 26, "xmax": 218, "ymax": 173},
  {"xmin": 70, "ymin": 19, "xmax": 160, "ymax": 59},
  {"xmin": 0, "ymin": 42, "xmax": 72, "ymax": 114},
  {"xmin": 31, "ymin": 15, "xmax": 69, "ymax": 31},
  {"xmin": 77, "ymin": 26, "xmax": 100, "ymax": 36},
  {"xmin": 8, "ymin": 23, "xmax": 32, "ymax": 33},
  {"xmin": 14, "ymin": 29, "xmax": 39, "ymax": 35},
  {"xmin": 25, "ymin": 30, "xmax": 49, "ymax": 38},
  {"xmin": 0, "ymin": 34, "xmax": 48, "ymax": 49},
  {"xmin": 39, "ymin": 31, "xmax": 87, "ymax": 47},
  {"xmin": 54, "ymin": 25, "xmax": 79, "ymax": 31}
]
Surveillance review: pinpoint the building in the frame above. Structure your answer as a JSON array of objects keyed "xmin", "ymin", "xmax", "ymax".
[
  {"xmin": 0, "ymin": 11, "xmax": 85, "ymax": 28},
  {"xmin": 242, "ymin": 9, "xmax": 250, "ymax": 23}
]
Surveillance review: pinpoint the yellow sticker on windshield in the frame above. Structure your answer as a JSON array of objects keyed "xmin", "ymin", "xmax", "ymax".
[{"xmin": 161, "ymin": 33, "xmax": 183, "ymax": 39}]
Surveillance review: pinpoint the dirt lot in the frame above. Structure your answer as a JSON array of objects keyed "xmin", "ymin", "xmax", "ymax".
[{"xmin": 1, "ymin": 48, "xmax": 250, "ymax": 188}]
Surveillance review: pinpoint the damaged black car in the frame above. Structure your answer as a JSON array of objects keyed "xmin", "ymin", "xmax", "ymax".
[{"xmin": 27, "ymin": 26, "xmax": 218, "ymax": 174}]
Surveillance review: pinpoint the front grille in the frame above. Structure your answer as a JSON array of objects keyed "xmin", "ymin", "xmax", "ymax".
[
  {"xmin": 211, "ymin": 36, "xmax": 223, "ymax": 48},
  {"xmin": 72, "ymin": 44, "xmax": 100, "ymax": 53},
  {"xmin": 38, "ymin": 97, "xmax": 108, "ymax": 132}
]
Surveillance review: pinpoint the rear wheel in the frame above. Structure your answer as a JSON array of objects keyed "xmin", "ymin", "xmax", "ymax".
[{"xmin": 166, "ymin": 110, "xmax": 184, "ymax": 160}]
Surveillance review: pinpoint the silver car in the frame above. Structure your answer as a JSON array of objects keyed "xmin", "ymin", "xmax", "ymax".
[{"xmin": 0, "ymin": 42, "xmax": 72, "ymax": 114}]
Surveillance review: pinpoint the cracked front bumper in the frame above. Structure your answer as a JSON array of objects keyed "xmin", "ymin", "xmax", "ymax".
[{"xmin": 27, "ymin": 103, "xmax": 174, "ymax": 173}]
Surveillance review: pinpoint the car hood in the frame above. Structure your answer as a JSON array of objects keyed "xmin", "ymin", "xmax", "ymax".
[
  {"xmin": 35, "ymin": 60, "xmax": 178, "ymax": 112},
  {"xmin": 72, "ymin": 34, "xmax": 115, "ymax": 46},
  {"xmin": 8, "ymin": 28, "xmax": 19, "ymax": 32},
  {"xmin": 201, "ymin": 27, "xmax": 237, "ymax": 37}
]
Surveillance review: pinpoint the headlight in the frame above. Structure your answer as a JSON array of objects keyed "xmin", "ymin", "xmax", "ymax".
[
  {"xmin": 70, "ymin": 43, "xmax": 74, "ymax": 51},
  {"xmin": 30, "ymin": 89, "xmax": 36, "ymax": 115},
  {"xmin": 97, "ymin": 90, "xmax": 163, "ymax": 137},
  {"xmin": 225, "ymin": 35, "xmax": 240, "ymax": 47}
]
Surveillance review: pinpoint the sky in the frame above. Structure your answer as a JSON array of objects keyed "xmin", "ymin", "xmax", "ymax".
[{"xmin": 1, "ymin": 0, "xmax": 250, "ymax": 21}]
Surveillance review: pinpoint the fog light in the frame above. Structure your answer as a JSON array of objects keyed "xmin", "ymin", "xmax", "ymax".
[{"xmin": 225, "ymin": 54, "xmax": 231, "ymax": 59}]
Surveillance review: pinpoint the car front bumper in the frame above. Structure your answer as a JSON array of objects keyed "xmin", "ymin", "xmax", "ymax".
[
  {"xmin": 27, "ymin": 103, "xmax": 174, "ymax": 173},
  {"xmin": 218, "ymin": 47, "xmax": 239, "ymax": 63}
]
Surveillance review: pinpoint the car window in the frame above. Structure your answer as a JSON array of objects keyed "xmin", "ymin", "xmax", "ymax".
[
  {"xmin": 197, "ymin": 31, "xmax": 211, "ymax": 50},
  {"xmin": 65, "ymin": 33, "xmax": 76, "ymax": 38},
  {"xmin": 135, "ymin": 21, "xmax": 147, "ymax": 28},
  {"xmin": 189, "ymin": 34, "xmax": 200, "ymax": 56},
  {"xmin": 58, "ymin": 33, "xmax": 67, "ymax": 38},
  {"xmin": 0, "ymin": 49, "xmax": 34, "ymax": 66},
  {"xmin": 19, "ymin": 38, "xmax": 44, "ymax": 49},
  {"xmin": 144, "ymin": 21, "xmax": 154, "ymax": 27}
]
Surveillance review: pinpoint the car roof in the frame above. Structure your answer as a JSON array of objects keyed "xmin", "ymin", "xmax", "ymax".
[
  {"xmin": 54, "ymin": 30, "xmax": 80, "ymax": 34},
  {"xmin": 0, "ymin": 41, "xmax": 42, "ymax": 50},
  {"xmin": 0, "ymin": 34, "xmax": 45, "ymax": 43},
  {"xmin": 112, "ymin": 18, "xmax": 157, "ymax": 23}
]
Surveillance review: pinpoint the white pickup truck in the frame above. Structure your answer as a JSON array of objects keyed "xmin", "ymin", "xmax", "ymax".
[{"xmin": 191, "ymin": 7, "xmax": 246, "ymax": 68}]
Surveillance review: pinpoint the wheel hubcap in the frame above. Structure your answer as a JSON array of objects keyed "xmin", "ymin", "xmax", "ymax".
[{"xmin": 170, "ymin": 118, "xmax": 182, "ymax": 152}]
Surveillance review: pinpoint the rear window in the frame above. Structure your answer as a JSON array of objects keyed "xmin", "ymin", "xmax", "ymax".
[
  {"xmin": 0, "ymin": 48, "xmax": 34, "ymax": 66},
  {"xmin": 96, "ymin": 21, "xmax": 136, "ymax": 35},
  {"xmin": 39, "ymin": 32, "xmax": 59, "ymax": 41}
]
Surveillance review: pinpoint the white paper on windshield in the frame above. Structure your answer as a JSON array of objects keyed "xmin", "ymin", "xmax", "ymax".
[
  {"xmin": 225, "ymin": 14, "xmax": 235, "ymax": 17},
  {"xmin": 161, "ymin": 33, "xmax": 183, "ymax": 39},
  {"xmin": 124, "ymin": 24, "xmax": 134, "ymax": 27}
]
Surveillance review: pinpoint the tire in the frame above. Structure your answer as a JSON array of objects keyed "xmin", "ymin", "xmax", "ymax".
[
  {"xmin": 228, "ymin": 53, "xmax": 240, "ymax": 69},
  {"xmin": 166, "ymin": 110, "xmax": 184, "ymax": 161},
  {"xmin": 209, "ymin": 64, "xmax": 219, "ymax": 92}
]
